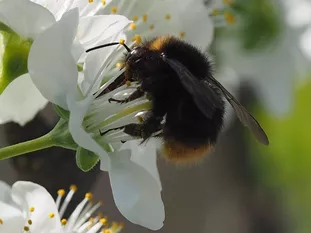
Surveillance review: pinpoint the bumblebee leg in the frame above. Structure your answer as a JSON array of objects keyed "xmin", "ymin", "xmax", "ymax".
[
  {"xmin": 99, "ymin": 126, "xmax": 125, "ymax": 136},
  {"xmin": 108, "ymin": 88, "xmax": 144, "ymax": 104},
  {"xmin": 123, "ymin": 112, "xmax": 163, "ymax": 141}
]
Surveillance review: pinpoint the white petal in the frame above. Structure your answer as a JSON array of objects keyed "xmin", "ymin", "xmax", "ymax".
[
  {"xmin": 108, "ymin": 150, "xmax": 164, "ymax": 230},
  {"xmin": 0, "ymin": 202, "xmax": 24, "ymax": 233},
  {"xmin": 28, "ymin": 9, "xmax": 79, "ymax": 110},
  {"xmin": 11, "ymin": 181, "xmax": 62, "ymax": 232},
  {"xmin": 0, "ymin": 0, "xmax": 55, "ymax": 39},
  {"xmin": 0, "ymin": 74, "xmax": 48, "ymax": 126},
  {"xmin": 179, "ymin": 1, "xmax": 214, "ymax": 49},
  {"xmin": 67, "ymin": 95, "xmax": 110, "ymax": 169},
  {"xmin": 77, "ymin": 15, "xmax": 130, "ymax": 49},
  {"xmin": 0, "ymin": 181, "xmax": 12, "ymax": 203},
  {"xmin": 120, "ymin": 139, "xmax": 162, "ymax": 190}
]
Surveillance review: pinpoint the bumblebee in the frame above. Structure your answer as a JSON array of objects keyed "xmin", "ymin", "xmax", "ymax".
[{"xmin": 87, "ymin": 36, "xmax": 269, "ymax": 164}]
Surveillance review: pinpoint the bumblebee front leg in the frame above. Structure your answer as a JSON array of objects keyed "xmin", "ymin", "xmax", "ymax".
[{"xmin": 108, "ymin": 88, "xmax": 144, "ymax": 104}]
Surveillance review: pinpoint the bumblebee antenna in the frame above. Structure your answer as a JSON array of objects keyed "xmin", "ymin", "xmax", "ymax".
[{"xmin": 86, "ymin": 39, "xmax": 131, "ymax": 53}]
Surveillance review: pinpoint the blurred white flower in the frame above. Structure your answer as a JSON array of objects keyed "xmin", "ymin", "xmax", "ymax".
[
  {"xmin": 0, "ymin": 181, "xmax": 124, "ymax": 233},
  {"xmin": 214, "ymin": 0, "xmax": 307, "ymax": 116},
  {"xmin": 0, "ymin": 0, "xmax": 104, "ymax": 126},
  {"xmin": 28, "ymin": 8, "xmax": 164, "ymax": 230}
]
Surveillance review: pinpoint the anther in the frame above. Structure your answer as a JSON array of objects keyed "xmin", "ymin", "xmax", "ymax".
[
  {"xmin": 137, "ymin": 116, "xmax": 143, "ymax": 122},
  {"xmin": 88, "ymin": 0, "xmax": 94, "ymax": 3},
  {"xmin": 179, "ymin": 32, "xmax": 185, "ymax": 38},
  {"xmin": 29, "ymin": 207, "xmax": 35, "ymax": 212},
  {"xmin": 111, "ymin": 7, "xmax": 118, "ymax": 14},
  {"xmin": 85, "ymin": 192, "xmax": 93, "ymax": 200},
  {"xmin": 132, "ymin": 16, "xmax": 138, "ymax": 21},
  {"xmin": 165, "ymin": 14, "xmax": 171, "ymax": 20},
  {"xmin": 100, "ymin": 218, "xmax": 108, "ymax": 225},
  {"xmin": 49, "ymin": 213, "xmax": 55, "ymax": 218},
  {"xmin": 61, "ymin": 219, "xmax": 67, "ymax": 225},
  {"xmin": 119, "ymin": 39, "xmax": 125, "ymax": 45},
  {"xmin": 101, "ymin": 0, "xmax": 106, "ymax": 5},
  {"xmin": 70, "ymin": 184, "xmax": 77, "ymax": 192},
  {"xmin": 149, "ymin": 24, "xmax": 154, "ymax": 30},
  {"xmin": 223, "ymin": 0, "xmax": 233, "ymax": 6},
  {"xmin": 211, "ymin": 8, "xmax": 219, "ymax": 16},
  {"xmin": 129, "ymin": 23, "xmax": 136, "ymax": 30},
  {"xmin": 28, "ymin": 220, "xmax": 32, "ymax": 225},
  {"xmin": 24, "ymin": 226, "xmax": 30, "ymax": 231},
  {"xmin": 98, "ymin": 212, "xmax": 103, "ymax": 218},
  {"xmin": 57, "ymin": 189, "xmax": 66, "ymax": 196},
  {"xmin": 224, "ymin": 12, "xmax": 235, "ymax": 24},
  {"xmin": 125, "ymin": 81, "xmax": 131, "ymax": 87},
  {"xmin": 132, "ymin": 34, "xmax": 142, "ymax": 44},
  {"xmin": 0, "ymin": 218, "xmax": 3, "ymax": 224},
  {"xmin": 142, "ymin": 14, "xmax": 148, "ymax": 22},
  {"xmin": 103, "ymin": 230, "xmax": 111, "ymax": 233},
  {"xmin": 116, "ymin": 63, "xmax": 123, "ymax": 69}
]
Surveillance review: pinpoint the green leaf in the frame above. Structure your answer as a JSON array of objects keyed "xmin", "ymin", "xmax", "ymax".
[
  {"xmin": 53, "ymin": 104, "xmax": 70, "ymax": 120},
  {"xmin": 251, "ymin": 81, "xmax": 311, "ymax": 233},
  {"xmin": 0, "ymin": 23, "xmax": 32, "ymax": 93},
  {"xmin": 76, "ymin": 147, "xmax": 100, "ymax": 172}
]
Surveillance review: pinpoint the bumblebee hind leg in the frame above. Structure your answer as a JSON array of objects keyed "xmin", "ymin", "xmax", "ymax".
[{"xmin": 100, "ymin": 111, "xmax": 163, "ymax": 141}]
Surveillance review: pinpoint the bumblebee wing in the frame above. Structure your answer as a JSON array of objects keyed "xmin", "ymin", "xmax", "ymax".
[
  {"xmin": 163, "ymin": 57, "xmax": 221, "ymax": 118},
  {"xmin": 206, "ymin": 76, "xmax": 269, "ymax": 145}
]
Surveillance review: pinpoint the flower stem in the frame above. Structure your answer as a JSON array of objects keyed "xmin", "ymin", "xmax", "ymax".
[{"xmin": 0, "ymin": 134, "xmax": 55, "ymax": 160}]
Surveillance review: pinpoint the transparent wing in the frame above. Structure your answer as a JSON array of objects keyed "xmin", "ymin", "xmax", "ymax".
[
  {"xmin": 206, "ymin": 76, "xmax": 269, "ymax": 145},
  {"xmin": 164, "ymin": 57, "xmax": 221, "ymax": 118}
]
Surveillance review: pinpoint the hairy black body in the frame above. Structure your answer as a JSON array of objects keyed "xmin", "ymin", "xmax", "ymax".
[{"xmin": 95, "ymin": 36, "xmax": 268, "ymax": 163}]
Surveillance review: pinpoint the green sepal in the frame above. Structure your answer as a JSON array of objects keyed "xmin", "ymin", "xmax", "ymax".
[
  {"xmin": 53, "ymin": 104, "xmax": 70, "ymax": 120},
  {"xmin": 76, "ymin": 147, "xmax": 100, "ymax": 172},
  {"xmin": 0, "ymin": 22, "xmax": 32, "ymax": 93},
  {"xmin": 49, "ymin": 119, "xmax": 78, "ymax": 150}
]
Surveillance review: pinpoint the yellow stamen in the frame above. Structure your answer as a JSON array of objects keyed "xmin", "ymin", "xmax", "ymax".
[
  {"xmin": 111, "ymin": 6, "xmax": 118, "ymax": 14},
  {"xmin": 49, "ymin": 213, "xmax": 55, "ymax": 218},
  {"xmin": 211, "ymin": 8, "xmax": 219, "ymax": 16},
  {"xmin": 85, "ymin": 192, "xmax": 93, "ymax": 200},
  {"xmin": 149, "ymin": 24, "xmax": 154, "ymax": 30},
  {"xmin": 88, "ymin": 0, "xmax": 93, "ymax": 3},
  {"xmin": 126, "ymin": 81, "xmax": 131, "ymax": 87},
  {"xmin": 142, "ymin": 14, "xmax": 148, "ymax": 22},
  {"xmin": 119, "ymin": 222, "xmax": 124, "ymax": 229},
  {"xmin": 101, "ymin": 0, "xmax": 106, "ymax": 5},
  {"xmin": 70, "ymin": 184, "xmax": 77, "ymax": 192},
  {"xmin": 57, "ymin": 189, "xmax": 65, "ymax": 196},
  {"xmin": 132, "ymin": 34, "xmax": 142, "ymax": 44},
  {"xmin": 61, "ymin": 219, "xmax": 67, "ymax": 225},
  {"xmin": 97, "ymin": 212, "xmax": 103, "ymax": 218},
  {"xmin": 179, "ymin": 31, "xmax": 185, "ymax": 38},
  {"xmin": 224, "ymin": 12, "xmax": 235, "ymax": 24},
  {"xmin": 132, "ymin": 16, "xmax": 138, "ymax": 21},
  {"xmin": 137, "ymin": 116, "xmax": 143, "ymax": 123},
  {"xmin": 165, "ymin": 14, "xmax": 171, "ymax": 20},
  {"xmin": 0, "ymin": 218, "xmax": 3, "ymax": 224},
  {"xmin": 223, "ymin": 0, "xmax": 233, "ymax": 6},
  {"xmin": 129, "ymin": 23, "xmax": 136, "ymax": 30},
  {"xmin": 116, "ymin": 63, "xmax": 123, "ymax": 69},
  {"xmin": 119, "ymin": 39, "xmax": 125, "ymax": 45},
  {"xmin": 100, "ymin": 218, "xmax": 108, "ymax": 225},
  {"xmin": 29, "ymin": 207, "xmax": 35, "ymax": 212},
  {"xmin": 102, "ymin": 230, "xmax": 111, "ymax": 233},
  {"xmin": 24, "ymin": 226, "xmax": 30, "ymax": 231},
  {"xmin": 28, "ymin": 220, "xmax": 32, "ymax": 225}
]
